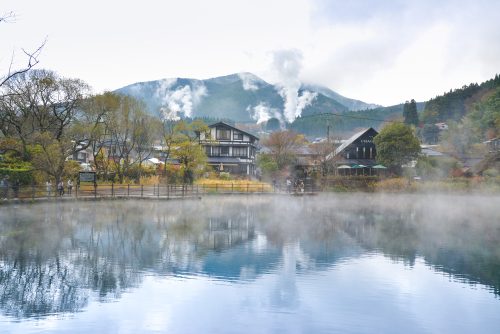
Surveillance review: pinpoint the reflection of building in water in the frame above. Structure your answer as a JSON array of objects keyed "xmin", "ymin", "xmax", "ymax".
[
  {"xmin": 204, "ymin": 214, "xmax": 255, "ymax": 252},
  {"xmin": 271, "ymin": 242, "xmax": 300, "ymax": 309}
]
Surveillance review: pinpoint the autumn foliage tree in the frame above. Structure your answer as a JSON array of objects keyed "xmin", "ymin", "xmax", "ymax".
[
  {"xmin": 0, "ymin": 69, "xmax": 100, "ymax": 182},
  {"xmin": 261, "ymin": 130, "xmax": 305, "ymax": 170}
]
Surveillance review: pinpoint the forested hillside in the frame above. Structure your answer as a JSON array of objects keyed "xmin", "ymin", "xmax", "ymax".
[
  {"xmin": 467, "ymin": 86, "xmax": 500, "ymax": 140},
  {"xmin": 290, "ymin": 102, "xmax": 425, "ymax": 137},
  {"xmin": 421, "ymin": 74, "xmax": 500, "ymax": 124}
]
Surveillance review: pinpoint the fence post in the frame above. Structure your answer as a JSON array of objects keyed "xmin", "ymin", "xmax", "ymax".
[
  {"xmin": 112, "ymin": 182, "xmax": 114, "ymax": 197},
  {"xmin": 167, "ymin": 184, "xmax": 170, "ymax": 199},
  {"xmin": 216, "ymin": 183, "xmax": 218, "ymax": 193},
  {"xmin": 32, "ymin": 182, "xmax": 35, "ymax": 200},
  {"xmin": 76, "ymin": 184, "xmax": 78, "ymax": 198},
  {"xmin": 94, "ymin": 183, "xmax": 97, "ymax": 199},
  {"xmin": 157, "ymin": 184, "xmax": 160, "ymax": 198},
  {"xmin": 127, "ymin": 184, "xmax": 130, "ymax": 197},
  {"xmin": 141, "ymin": 184, "xmax": 144, "ymax": 198}
]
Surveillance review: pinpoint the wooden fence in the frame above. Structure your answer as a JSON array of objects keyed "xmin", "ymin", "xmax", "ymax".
[{"xmin": 0, "ymin": 182, "xmax": 316, "ymax": 201}]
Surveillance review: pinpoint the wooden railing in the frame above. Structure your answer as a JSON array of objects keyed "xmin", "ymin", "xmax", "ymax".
[{"xmin": 0, "ymin": 182, "xmax": 317, "ymax": 202}]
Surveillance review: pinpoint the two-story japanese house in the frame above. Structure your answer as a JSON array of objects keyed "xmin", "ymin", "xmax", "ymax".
[
  {"xmin": 326, "ymin": 127, "xmax": 379, "ymax": 175},
  {"xmin": 198, "ymin": 122, "xmax": 259, "ymax": 176}
]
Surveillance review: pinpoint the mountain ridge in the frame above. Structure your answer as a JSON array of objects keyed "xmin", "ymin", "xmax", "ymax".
[{"xmin": 115, "ymin": 72, "xmax": 380, "ymax": 123}]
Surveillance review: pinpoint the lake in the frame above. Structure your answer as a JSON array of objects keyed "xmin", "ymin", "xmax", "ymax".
[{"xmin": 1, "ymin": 194, "xmax": 500, "ymax": 333}]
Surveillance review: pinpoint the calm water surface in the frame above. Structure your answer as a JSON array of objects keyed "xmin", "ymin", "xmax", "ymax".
[{"xmin": 0, "ymin": 194, "xmax": 499, "ymax": 333}]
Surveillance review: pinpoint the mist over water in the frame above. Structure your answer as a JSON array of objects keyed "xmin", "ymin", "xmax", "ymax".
[{"xmin": 0, "ymin": 194, "xmax": 499, "ymax": 333}]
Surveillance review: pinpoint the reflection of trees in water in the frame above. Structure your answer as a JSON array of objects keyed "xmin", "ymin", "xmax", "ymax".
[
  {"xmin": 1, "ymin": 195, "xmax": 499, "ymax": 318},
  {"xmin": 0, "ymin": 205, "xmax": 88, "ymax": 317},
  {"xmin": 332, "ymin": 195, "xmax": 500, "ymax": 296},
  {"xmin": 0, "ymin": 199, "xmax": 258, "ymax": 318}
]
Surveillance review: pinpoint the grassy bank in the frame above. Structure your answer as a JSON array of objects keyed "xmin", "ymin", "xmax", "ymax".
[{"xmin": 322, "ymin": 176, "xmax": 500, "ymax": 193}]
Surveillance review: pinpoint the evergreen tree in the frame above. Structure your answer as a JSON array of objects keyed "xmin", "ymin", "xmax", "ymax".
[
  {"xmin": 403, "ymin": 99, "xmax": 418, "ymax": 126},
  {"xmin": 403, "ymin": 101, "xmax": 410, "ymax": 123},
  {"xmin": 374, "ymin": 123, "xmax": 421, "ymax": 175}
]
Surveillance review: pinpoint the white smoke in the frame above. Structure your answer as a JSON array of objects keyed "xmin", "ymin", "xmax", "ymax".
[
  {"xmin": 238, "ymin": 72, "xmax": 259, "ymax": 91},
  {"xmin": 270, "ymin": 49, "xmax": 317, "ymax": 123},
  {"xmin": 296, "ymin": 91, "xmax": 318, "ymax": 116},
  {"xmin": 156, "ymin": 79, "xmax": 207, "ymax": 120},
  {"xmin": 248, "ymin": 103, "xmax": 284, "ymax": 126}
]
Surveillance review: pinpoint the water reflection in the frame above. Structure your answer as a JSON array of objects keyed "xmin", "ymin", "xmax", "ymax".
[{"xmin": 0, "ymin": 194, "xmax": 499, "ymax": 321}]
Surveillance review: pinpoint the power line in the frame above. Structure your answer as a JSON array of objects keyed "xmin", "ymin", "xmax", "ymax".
[{"xmin": 295, "ymin": 111, "xmax": 404, "ymax": 124}]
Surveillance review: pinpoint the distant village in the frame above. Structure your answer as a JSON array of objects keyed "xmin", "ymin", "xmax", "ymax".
[
  {"xmin": 1, "ymin": 71, "xmax": 499, "ymax": 195},
  {"xmin": 67, "ymin": 120, "xmax": 500, "ymax": 183}
]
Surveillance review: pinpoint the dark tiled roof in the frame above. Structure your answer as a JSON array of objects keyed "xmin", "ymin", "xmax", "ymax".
[
  {"xmin": 334, "ymin": 128, "xmax": 378, "ymax": 156},
  {"xmin": 209, "ymin": 122, "xmax": 259, "ymax": 140}
]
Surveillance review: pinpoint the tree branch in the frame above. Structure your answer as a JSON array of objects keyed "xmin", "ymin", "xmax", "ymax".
[{"xmin": 1, "ymin": 39, "xmax": 46, "ymax": 88}]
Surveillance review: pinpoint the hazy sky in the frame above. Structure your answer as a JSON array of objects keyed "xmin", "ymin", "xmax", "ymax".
[{"xmin": 2, "ymin": 0, "xmax": 499, "ymax": 106}]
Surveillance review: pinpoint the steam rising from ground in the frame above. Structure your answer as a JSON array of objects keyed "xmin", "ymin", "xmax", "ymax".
[
  {"xmin": 248, "ymin": 103, "xmax": 284, "ymax": 125},
  {"xmin": 156, "ymin": 79, "xmax": 207, "ymax": 120},
  {"xmin": 271, "ymin": 49, "xmax": 317, "ymax": 123},
  {"xmin": 1, "ymin": 194, "xmax": 499, "ymax": 330},
  {"xmin": 297, "ymin": 90, "xmax": 318, "ymax": 115}
]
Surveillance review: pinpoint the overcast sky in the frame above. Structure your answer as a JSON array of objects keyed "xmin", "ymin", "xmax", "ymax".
[{"xmin": 2, "ymin": 0, "xmax": 499, "ymax": 106}]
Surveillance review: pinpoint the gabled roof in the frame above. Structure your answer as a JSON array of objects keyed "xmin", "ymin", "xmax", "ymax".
[
  {"xmin": 209, "ymin": 122, "xmax": 259, "ymax": 140},
  {"xmin": 334, "ymin": 127, "xmax": 378, "ymax": 156}
]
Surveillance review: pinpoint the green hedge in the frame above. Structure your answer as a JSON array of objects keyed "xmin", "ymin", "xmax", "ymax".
[{"xmin": 0, "ymin": 168, "xmax": 34, "ymax": 185}]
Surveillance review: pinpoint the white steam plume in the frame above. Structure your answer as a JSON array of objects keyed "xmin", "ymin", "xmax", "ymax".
[
  {"xmin": 296, "ymin": 91, "xmax": 318, "ymax": 116},
  {"xmin": 271, "ymin": 49, "xmax": 304, "ymax": 123},
  {"xmin": 156, "ymin": 79, "xmax": 207, "ymax": 120},
  {"xmin": 248, "ymin": 103, "xmax": 284, "ymax": 126},
  {"xmin": 238, "ymin": 73, "xmax": 259, "ymax": 91}
]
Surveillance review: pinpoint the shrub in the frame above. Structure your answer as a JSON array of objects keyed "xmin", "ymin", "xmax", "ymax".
[
  {"xmin": 0, "ymin": 167, "xmax": 33, "ymax": 185},
  {"xmin": 483, "ymin": 168, "xmax": 499, "ymax": 178},
  {"xmin": 373, "ymin": 178, "xmax": 416, "ymax": 192},
  {"xmin": 219, "ymin": 172, "xmax": 232, "ymax": 180}
]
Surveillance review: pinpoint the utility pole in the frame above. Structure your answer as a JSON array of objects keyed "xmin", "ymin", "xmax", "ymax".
[{"xmin": 327, "ymin": 121, "xmax": 331, "ymax": 144}]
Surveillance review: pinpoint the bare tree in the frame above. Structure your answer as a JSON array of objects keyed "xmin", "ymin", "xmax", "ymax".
[
  {"xmin": 95, "ymin": 93, "xmax": 156, "ymax": 183},
  {"xmin": 1, "ymin": 11, "xmax": 45, "ymax": 88},
  {"xmin": 309, "ymin": 140, "xmax": 337, "ymax": 176}
]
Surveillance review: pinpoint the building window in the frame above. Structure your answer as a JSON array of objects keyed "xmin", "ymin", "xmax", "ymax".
[
  {"xmin": 212, "ymin": 146, "xmax": 220, "ymax": 156},
  {"xmin": 233, "ymin": 147, "xmax": 247, "ymax": 157},
  {"xmin": 212, "ymin": 146, "xmax": 229, "ymax": 156},
  {"xmin": 239, "ymin": 164, "xmax": 248, "ymax": 174},
  {"xmin": 217, "ymin": 128, "xmax": 231, "ymax": 140},
  {"xmin": 233, "ymin": 131, "xmax": 243, "ymax": 140},
  {"xmin": 205, "ymin": 146, "xmax": 212, "ymax": 156}
]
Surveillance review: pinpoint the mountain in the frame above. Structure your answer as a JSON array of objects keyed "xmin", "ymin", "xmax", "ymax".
[
  {"xmin": 115, "ymin": 72, "xmax": 377, "ymax": 123},
  {"xmin": 302, "ymin": 83, "xmax": 380, "ymax": 111}
]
